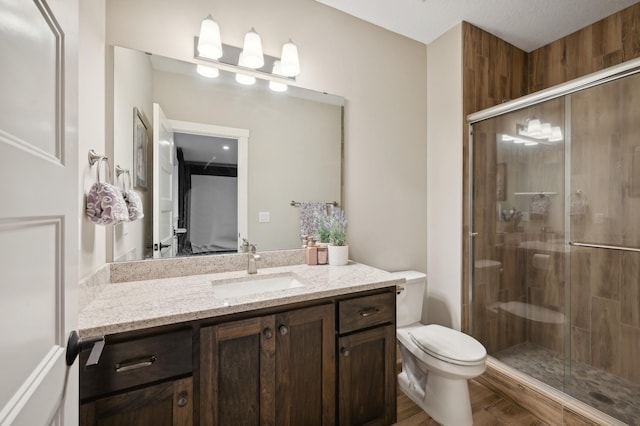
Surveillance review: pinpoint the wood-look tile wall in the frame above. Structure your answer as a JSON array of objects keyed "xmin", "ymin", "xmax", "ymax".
[{"xmin": 529, "ymin": 3, "xmax": 640, "ymax": 93}]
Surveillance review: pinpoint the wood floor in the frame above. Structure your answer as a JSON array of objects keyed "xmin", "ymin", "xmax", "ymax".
[{"xmin": 395, "ymin": 379, "xmax": 548, "ymax": 425}]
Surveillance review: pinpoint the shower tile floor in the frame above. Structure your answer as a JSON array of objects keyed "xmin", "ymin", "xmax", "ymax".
[{"xmin": 493, "ymin": 342, "xmax": 640, "ymax": 425}]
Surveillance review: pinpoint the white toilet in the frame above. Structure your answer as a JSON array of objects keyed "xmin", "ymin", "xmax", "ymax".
[{"xmin": 391, "ymin": 271, "xmax": 487, "ymax": 426}]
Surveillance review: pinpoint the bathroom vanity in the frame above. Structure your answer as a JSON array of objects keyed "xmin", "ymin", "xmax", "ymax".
[{"xmin": 78, "ymin": 260, "xmax": 401, "ymax": 425}]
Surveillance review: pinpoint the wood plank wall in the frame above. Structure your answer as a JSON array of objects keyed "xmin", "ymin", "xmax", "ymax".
[
  {"xmin": 461, "ymin": 2, "xmax": 640, "ymax": 333},
  {"xmin": 529, "ymin": 3, "xmax": 640, "ymax": 92}
]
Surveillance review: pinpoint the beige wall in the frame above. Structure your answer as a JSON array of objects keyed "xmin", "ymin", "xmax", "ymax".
[
  {"xmin": 426, "ymin": 24, "xmax": 463, "ymax": 328},
  {"xmin": 104, "ymin": 0, "xmax": 428, "ymax": 272},
  {"xmin": 79, "ymin": 0, "xmax": 106, "ymax": 280}
]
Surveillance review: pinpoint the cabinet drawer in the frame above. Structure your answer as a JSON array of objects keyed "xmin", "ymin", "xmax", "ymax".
[
  {"xmin": 80, "ymin": 329, "xmax": 192, "ymax": 401},
  {"xmin": 338, "ymin": 291, "xmax": 395, "ymax": 334}
]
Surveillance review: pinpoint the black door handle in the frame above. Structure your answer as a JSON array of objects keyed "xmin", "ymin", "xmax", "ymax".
[
  {"xmin": 66, "ymin": 330, "xmax": 105, "ymax": 368},
  {"xmin": 154, "ymin": 242, "xmax": 170, "ymax": 251}
]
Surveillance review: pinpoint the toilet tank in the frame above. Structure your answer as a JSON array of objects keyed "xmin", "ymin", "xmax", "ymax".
[{"xmin": 388, "ymin": 270, "xmax": 426, "ymax": 327}]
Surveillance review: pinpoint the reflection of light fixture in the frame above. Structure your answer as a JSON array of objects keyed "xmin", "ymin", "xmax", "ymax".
[
  {"xmin": 549, "ymin": 126, "xmax": 563, "ymax": 141},
  {"xmin": 241, "ymin": 28, "xmax": 264, "ymax": 69},
  {"xmin": 516, "ymin": 119, "xmax": 563, "ymax": 143},
  {"xmin": 197, "ymin": 15, "xmax": 223, "ymax": 60},
  {"xmin": 280, "ymin": 39, "xmax": 300, "ymax": 77},
  {"xmin": 236, "ymin": 52, "xmax": 256, "ymax": 85},
  {"xmin": 223, "ymin": 145, "xmax": 230, "ymax": 150},
  {"xmin": 196, "ymin": 64, "xmax": 219, "ymax": 78},
  {"xmin": 269, "ymin": 61, "xmax": 288, "ymax": 92}
]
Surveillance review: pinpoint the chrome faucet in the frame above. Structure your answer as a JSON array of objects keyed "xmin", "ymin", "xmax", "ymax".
[{"xmin": 247, "ymin": 244, "xmax": 261, "ymax": 274}]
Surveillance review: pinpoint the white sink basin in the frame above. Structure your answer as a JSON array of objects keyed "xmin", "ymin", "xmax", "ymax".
[{"xmin": 212, "ymin": 273, "xmax": 306, "ymax": 299}]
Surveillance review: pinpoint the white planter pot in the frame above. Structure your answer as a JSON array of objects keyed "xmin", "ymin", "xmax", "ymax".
[{"xmin": 328, "ymin": 245, "xmax": 349, "ymax": 266}]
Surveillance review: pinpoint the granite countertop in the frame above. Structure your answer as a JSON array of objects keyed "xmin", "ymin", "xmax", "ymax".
[{"xmin": 79, "ymin": 262, "xmax": 403, "ymax": 337}]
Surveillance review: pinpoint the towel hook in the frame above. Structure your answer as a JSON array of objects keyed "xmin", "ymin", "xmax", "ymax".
[{"xmin": 88, "ymin": 150, "xmax": 112, "ymax": 183}]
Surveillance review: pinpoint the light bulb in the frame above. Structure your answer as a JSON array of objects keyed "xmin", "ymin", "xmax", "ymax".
[
  {"xmin": 280, "ymin": 40, "xmax": 300, "ymax": 77},
  {"xmin": 526, "ymin": 119, "xmax": 542, "ymax": 136},
  {"xmin": 241, "ymin": 28, "xmax": 264, "ymax": 69},
  {"xmin": 197, "ymin": 15, "xmax": 223, "ymax": 60}
]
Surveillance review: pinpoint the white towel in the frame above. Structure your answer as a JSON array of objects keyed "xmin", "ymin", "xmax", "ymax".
[
  {"xmin": 86, "ymin": 182, "xmax": 129, "ymax": 225},
  {"xmin": 123, "ymin": 189, "xmax": 144, "ymax": 221}
]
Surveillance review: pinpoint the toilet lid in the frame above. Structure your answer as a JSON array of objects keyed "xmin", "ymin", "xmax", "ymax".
[{"xmin": 409, "ymin": 324, "xmax": 486, "ymax": 365}]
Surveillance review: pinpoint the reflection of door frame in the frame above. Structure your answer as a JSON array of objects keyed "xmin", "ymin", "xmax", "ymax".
[{"xmin": 169, "ymin": 119, "xmax": 249, "ymax": 252}]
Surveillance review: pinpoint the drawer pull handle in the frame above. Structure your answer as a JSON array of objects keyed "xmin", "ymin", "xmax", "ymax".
[
  {"xmin": 358, "ymin": 307, "xmax": 380, "ymax": 317},
  {"xmin": 115, "ymin": 355, "xmax": 157, "ymax": 373}
]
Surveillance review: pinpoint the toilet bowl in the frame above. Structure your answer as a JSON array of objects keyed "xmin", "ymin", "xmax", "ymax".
[{"xmin": 391, "ymin": 271, "xmax": 487, "ymax": 426}]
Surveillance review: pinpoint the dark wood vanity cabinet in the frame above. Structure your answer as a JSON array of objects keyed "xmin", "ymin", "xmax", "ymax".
[
  {"xmin": 337, "ymin": 291, "xmax": 397, "ymax": 425},
  {"xmin": 199, "ymin": 303, "xmax": 336, "ymax": 426},
  {"xmin": 79, "ymin": 287, "xmax": 396, "ymax": 426}
]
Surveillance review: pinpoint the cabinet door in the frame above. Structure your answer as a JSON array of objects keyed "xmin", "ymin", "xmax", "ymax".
[
  {"xmin": 275, "ymin": 304, "xmax": 335, "ymax": 426},
  {"xmin": 338, "ymin": 325, "xmax": 396, "ymax": 426},
  {"xmin": 80, "ymin": 376, "xmax": 192, "ymax": 426},
  {"xmin": 200, "ymin": 315, "xmax": 276, "ymax": 426}
]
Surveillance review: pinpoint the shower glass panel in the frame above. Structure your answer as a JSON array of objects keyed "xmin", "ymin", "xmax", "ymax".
[{"xmin": 469, "ymin": 69, "xmax": 640, "ymax": 424}]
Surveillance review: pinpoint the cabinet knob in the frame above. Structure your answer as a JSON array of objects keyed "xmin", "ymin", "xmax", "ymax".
[
  {"xmin": 263, "ymin": 328, "xmax": 273, "ymax": 339},
  {"xmin": 279, "ymin": 325, "xmax": 288, "ymax": 336},
  {"xmin": 341, "ymin": 347, "xmax": 350, "ymax": 357},
  {"xmin": 177, "ymin": 393, "xmax": 188, "ymax": 407}
]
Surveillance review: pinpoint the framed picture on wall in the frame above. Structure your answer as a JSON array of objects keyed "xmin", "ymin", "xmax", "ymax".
[{"xmin": 133, "ymin": 107, "xmax": 150, "ymax": 190}]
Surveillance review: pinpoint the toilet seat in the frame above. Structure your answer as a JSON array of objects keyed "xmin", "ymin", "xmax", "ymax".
[{"xmin": 409, "ymin": 324, "xmax": 486, "ymax": 366}]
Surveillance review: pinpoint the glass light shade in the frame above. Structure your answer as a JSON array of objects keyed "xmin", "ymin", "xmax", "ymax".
[
  {"xmin": 501, "ymin": 134, "xmax": 514, "ymax": 141},
  {"xmin": 196, "ymin": 64, "xmax": 219, "ymax": 78},
  {"xmin": 269, "ymin": 61, "xmax": 288, "ymax": 92},
  {"xmin": 513, "ymin": 138, "xmax": 525, "ymax": 144},
  {"xmin": 197, "ymin": 15, "xmax": 223, "ymax": 60},
  {"xmin": 241, "ymin": 28, "xmax": 264, "ymax": 69},
  {"xmin": 549, "ymin": 126, "xmax": 563, "ymax": 141},
  {"xmin": 280, "ymin": 40, "xmax": 300, "ymax": 77},
  {"xmin": 539, "ymin": 122, "xmax": 552, "ymax": 138},
  {"xmin": 235, "ymin": 72, "xmax": 256, "ymax": 85},
  {"xmin": 526, "ymin": 119, "xmax": 542, "ymax": 135}
]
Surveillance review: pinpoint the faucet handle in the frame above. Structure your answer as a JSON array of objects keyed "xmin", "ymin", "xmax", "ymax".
[{"xmin": 250, "ymin": 244, "xmax": 256, "ymax": 254}]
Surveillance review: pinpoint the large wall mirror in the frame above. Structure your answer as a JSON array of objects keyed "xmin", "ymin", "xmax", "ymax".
[{"xmin": 110, "ymin": 46, "xmax": 344, "ymax": 262}]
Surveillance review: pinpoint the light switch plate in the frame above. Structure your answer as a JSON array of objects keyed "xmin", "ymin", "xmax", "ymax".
[{"xmin": 259, "ymin": 211, "xmax": 271, "ymax": 223}]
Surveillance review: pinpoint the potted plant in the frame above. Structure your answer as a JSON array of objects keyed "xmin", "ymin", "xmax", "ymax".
[{"xmin": 328, "ymin": 210, "xmax": 348, "ymax": 265}]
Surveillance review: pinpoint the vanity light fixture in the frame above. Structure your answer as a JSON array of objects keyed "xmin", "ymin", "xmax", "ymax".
[
  {"xmin": 241, "ymin": 28, "xmax": 264, "ymax": 69},
  {"xmin": 196, "ymin": 64, "xmax": 220, "ymax": 78},
  {"xmin": 193, "ymin": 15, "xmax": 300, "ymax": 86},
  {"xmin": 269, "ymin": 61, "xmax": 288, "ymax": 92},
  {"xmin": 197, "ymin": 15, "xmax": 223, "ymax": 60}
]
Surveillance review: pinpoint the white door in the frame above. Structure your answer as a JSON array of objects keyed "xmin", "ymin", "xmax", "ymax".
[
  {"xmin": 153, "ymin": 103, "xmax": 175, "ymax": 258},
  {"xmin": 0, "ymin": 0, "xmax": 79, "ymax": 424}
]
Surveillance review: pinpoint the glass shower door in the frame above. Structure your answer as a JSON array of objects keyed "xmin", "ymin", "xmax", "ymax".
[{"xmin": 469, "ymin": 97, "xmax": 568, "ymax": 390}]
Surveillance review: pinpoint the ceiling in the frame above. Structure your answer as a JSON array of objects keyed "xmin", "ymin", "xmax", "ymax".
[{"xmin": 315, "ymin": 0, "xmax": 639, "ymax": 52}]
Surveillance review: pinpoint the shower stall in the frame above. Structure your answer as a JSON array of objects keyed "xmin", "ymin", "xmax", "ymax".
[{"xmin": 469, "ymin": 60, "xmax": 640, "ymax": 425}]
